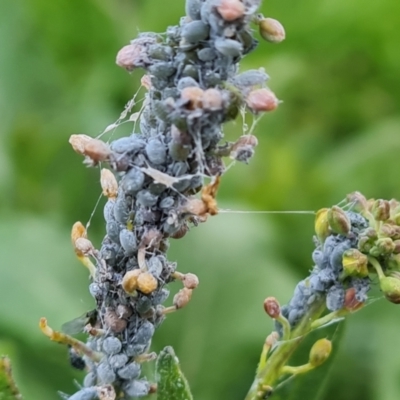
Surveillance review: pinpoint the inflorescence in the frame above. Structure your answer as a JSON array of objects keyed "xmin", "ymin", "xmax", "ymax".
[{"xmin": 40, "ymin": 1, "xmax": 285, "ymax": 398}]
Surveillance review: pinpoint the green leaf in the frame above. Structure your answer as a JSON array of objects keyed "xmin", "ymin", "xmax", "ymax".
[
  {"xmin": 0, "ymin": 356, "xmax": 22, "ymax": 400},
  {"xmin": 156, "ymin": 346, "xmax": 193, "ymax": 400}
]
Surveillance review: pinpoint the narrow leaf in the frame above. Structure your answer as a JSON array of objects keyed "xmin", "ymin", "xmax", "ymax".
[{"xmin": 156, "ymin": 346, "xmax": 193, "ymax": 400}]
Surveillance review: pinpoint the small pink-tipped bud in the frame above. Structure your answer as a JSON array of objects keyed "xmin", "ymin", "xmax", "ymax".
[
  {"xmin": 202, "ymin": 88, "xmax": 224, "ymax": 110},
  {"xmin": 344, "ymin": 288, "xmax": 364, "ymax": 311},
  {"xmin": 216, "ymin": 0, "xmax": 245, "ymax": 22},
  {"xmin": 71, "ymin": 221, "xmax": 87, "ymax": 245},
  {"xmin": 327, "ymin": 206, "xmax": 351, "ymax": 236},
  {"xmin": 346, "ymin": 191, "xmax": 368, "ymax": 213},
  {"xmin": 116, "ymin": 44, "xmax": 144, "ymax": 71},
  {"xmin": 370, "ymin": 237, "xmax": 395, "ymax": 257},
  {"xmin": 69, "ymin": 134, "xmax": 93, "ymax": 155},
  {"xmin": 263, "ymin": 297, "xmax": 281, "ymax": 319},
  {"xmin": 309, "ymin": 338, "xmax": 332, "ymax": 367},
  {"xmin": 100, "ymin": 168, "xmax": 118, "ymax": 199},
  {"xmin": 74, "ymin": 237, "xmax": 95, "ymax": 258},
  {"xmin": 265, "ymin": 331, "xmax": 280, "ymax": 347},
  {"xmin": 182, "ymin": 273, "xmax": 199, "ymax": 289},
  {"xmin": 69, "ymin": 135, "xmax": 111, "ymax": 163},
  {"xmin": 181, "ymin": 86, "xmax": 204, "ymax": 109},
  {"xmin": 173, "ymin": 288, "xmax": 193, "ymax": 309},
  {"xmin": 259, "ymin": 18, "xmax": 286, "ymax": 43},
  {"xmin": 246, "ymin": 88, "xmax": 279, "ymax": 113}
]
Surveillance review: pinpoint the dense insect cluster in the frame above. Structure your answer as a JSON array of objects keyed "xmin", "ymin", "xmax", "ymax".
[{"xmin": 49, "ymin": 0, "xmax": 285, "ymax": 398}]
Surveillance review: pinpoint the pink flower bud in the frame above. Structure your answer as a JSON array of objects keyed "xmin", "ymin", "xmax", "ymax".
[{"xmin": 246, "ymin": 88, "xmax": 279, "ymax": 113}]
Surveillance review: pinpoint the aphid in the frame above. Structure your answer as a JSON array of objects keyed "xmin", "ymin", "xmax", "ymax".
[
  {"xmin": 214, "ymin": 38, "xmax": 243, "ymax": 58},
  {"xmin": 326, "ymin": 284, "xmax": 345, "ymax": 311},
  {"xmin": 113, "ymin": 195, "xmax": 130, "ymax": 224},
  {"xmin": 181, "ymin": 20, "xmax": 209, "ymax": 43},
  {"xmin": 83, "ymin": 372, "xmax": 97, "ymax": 388},
  {"xmin": 177, "ymin": 77, "xmax": 199, "ymax": 90},
  {"xmin": 121, "ymin": 168, "xmax": 145, "ymax": 195},
  {"xmin": 109, "ymin": 354, "xmax": 128, "ymax": 369},
  {"xmin": 67, "ymin": 345, "xmax": 86, "ymax": 371},
  {"xmin": 145, "ymin": 138, "xmax": 167, "ymax": 165},
  {"xmin": 60, "ymin": 387, "xmax": 98, "ymax": 400},
  {"xmin": 136, "ymin": 190, "xmax": 159, "ymax": 207},
  {"xmin": 233, "ymin": 69, "xmax": 269, "ymax": 87},
  {"xmin": 106, "ymin": 221, "xmax": 121, "ymax": 243},
  {"xmin": 62, "ymin": 310, "xmax": 98, "ymax": 335},
  {"xmin": 148, "ymin": 62, "xmax": 176, "ymax": 80},
  {"xmin": 117, "ymin": 362, "xmax": 141, "ymax": 380},
  {"xmin": 124, "ymin": 379, "xmax": 150, "ymax": 398},
  {"xmin": 185, "ymin": 0, "xmax": 202, "ymax": 20},
  {"xmin": 97, "ymin": 361, "xmax": 116, "ymax": 384},
  {"xmin": 102, "ymin": 337, "xmax": 122, "ymax": 355},
  {"xmin": 119, "ymin": 229, "xmax": 138, "ymax": 256}
]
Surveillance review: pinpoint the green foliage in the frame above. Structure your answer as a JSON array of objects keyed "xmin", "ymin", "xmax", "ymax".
[
  {"xmin": 156, "ymin": 346, "xmax": 193, "ymax": 400},
  {"xmin": 1, "ymin": 0, "xmax": 400, "ymax": 399}
]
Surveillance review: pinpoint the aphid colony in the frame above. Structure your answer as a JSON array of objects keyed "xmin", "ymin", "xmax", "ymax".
[{"xmin": 44, "ymin": 0, "xmax": 284, "ymax": 398}]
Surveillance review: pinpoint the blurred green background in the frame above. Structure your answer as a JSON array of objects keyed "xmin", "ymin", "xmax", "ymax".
[{"xmin": 1, "ymin": 0, "xmax": 400, "ymax": 399}]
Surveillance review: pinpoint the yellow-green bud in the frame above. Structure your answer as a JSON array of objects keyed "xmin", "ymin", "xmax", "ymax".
[
  {"xmin": 309, "ymin": 339, "xmax": 332, "ymax": 367},
  {"xmin": 341, "ymin": 249, "xmax": 369, "ymax": 278},
  {"xmin": 379, "ymin": 223, "xmax": 400, "ymax": 240},
  {"xmin": 380, "ymin": 275, "xmax": 400, "ymax": 304},
  {"xmin": 328, "ymin": 206, "xmax": 351, "ymax": 236},
  {"xmin": 371, "ymin": 199, "xmax": 390, "ymax": 221},
  {"xmin": 369, "ymin": 237, "xmax": 395, "ymax": 257},
  {"xmin": 387, "ymin": 253, "xmax": 400, "ymax": 271},
  {"xmin": 315, "ymin": 208, "xmax": 330, "ymax": 243}
]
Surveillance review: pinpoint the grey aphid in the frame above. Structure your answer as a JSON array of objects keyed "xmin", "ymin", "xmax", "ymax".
[
  {"xmin": 125, "ymin": 344, "xmax": 148, "ymax": 357},
  {"xmin": 106, "ymin": 221, "xmax": 121, "ymax": 244},
  {"xmin": 288, "ymin": 308, "xmax": 304, "ymax": 327},
  {"xmin": 234, "ymin": 69, "xmax": 269, "ymax": 87},
  {"xmin": 109, "ymin": 353, "xmax": 128, "ymax": 369},
  {"xmin": 136, "ymin": 190, "xmax": 158, "ymax": 207},
  {"xmin": 145, "ymin": 138, "xmax": 167, "ymax": 165},
  {"xmin": 169, "ymin": 161, "xmax": 189, "ymax": 176},
  {"xmin": 329, "ymin": 240, "xmax": 352, "ymax": 272},
  {"xmin": 118, "ymin": 362, "xmax": 141, "ymax": 380},
  {"xmin": 197, "ymin": 47, "xmax": 217, "ymax": 62},
  {"xmin": 103, "ymin": 199, "xmax": 115, "ymax": 223},
  {"xmin": 124, "ymin": 379, "xmax": 151, "ymax": 398},
  {"xmin": 132, "ymin": 321, "xmax": 155, "ymax": 346},
  {"xmin": 182, "ymin": 64, "xmax": 199, "ymax": 80},
  {"xmin": 148, "ymin": 182, "xmax": 167, "ymax": 196},
  {"xmin": 182, "ymin": 20, "xmax": 209, "ymax": 43},
  {"xmin": 159, "ymin": 196, "xmax": 175, "ymax": 209},
  {"xmin": 97, "ymin": 362, "xmax": 116, "ymax": 384},
  {"xmin": 60, "ymin": 388, "xmax": 98, "ymax": 400},
  {"xmin": 326, "ymin": 284, "xmax": 345, "ymax": 311},
  {"xmin": 318, "ymin": 268, "xmax": 336, "ymax": 284},
  {"xmin": 110, "ymin": 137, "xmax": 140, "ymax": 154},
  {"xmin": 83, "ymin": 372, "xmax": 97, "ymax": 388},
  {"xmin": 190, "ymin": 174, "xmax": 204, "ymax": 189},
  {"xmin": 113, "ymin": 195, "xmax": 131, "ymax": 224},
  {"xmin": 215, "ymin": 38, "xmax": 243, "ymax": 58},
  {"xmin": 309, "ymin": 273, "xmax": 326, "ymax": 292},
  {"xmin": 119, "ymin": 229, "xmax": 138, "ymax": 256},
  {"xmin": 148, "ymin": 43, "xmax": 173, "ymax": 61},
  {"xmin": 185, "ymin": 0, "xmax": 202, "ymax": 20},
  {"xmin": 89, "ymin": 283, "xmax": 103, "ymax": 299},
  {"xmin": 121, "ymin": 168, "xmax": 145, "ymax": 195},
  {"xmin": 152, "ymin": 288, "xmax": 170, "ymax": 305},
  {"xmin": 100, "ymin": 242, "xmax": 119, "ymax": 265},
  {"xmin": 312, "ymin": 249, "xmax": 324, "ymax": 267},
  {"xmin": 148, "ymin": 62, "xmax": 176, "ymax": 80},
  {"xmin": 168, "ymin": 140, "xmax": 192, "ymax": 162},
  {"xmin": 136, "ymin": 296, "xmax": 153, "ymax": 315},
  {"xmin": 148, "ymin": 256, "xmax": 164, "ymax": 277},
  {"xmin": 202, "ymin": 71, "xmax": 222, "ymax": 87},
  {"xmin": 172, "ymin": 177, "xmax": 191, "ymax": 192},
  {"xmin": 102, "ymin": 336, "xmax": 122, "ymax": 355},
  {"xmin": 177, "ymin": 77, "xmax": 199, "ymax": 90},
  {"xmin": 153, "ymin": 100, "xmax": 172, "ymax": 122}
]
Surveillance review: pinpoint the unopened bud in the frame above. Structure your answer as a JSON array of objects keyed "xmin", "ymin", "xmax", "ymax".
[
  {"xmin": 370, "ymin": 237, "xmax": 395, "ymax": 257},
  {"xmin": 100, "ymin": 169, "xmax": 118, "ymax": 199},
  {"xmin": 388, "ymin": 253, "xmax": 400, "ymax": 271},
  {"xmin": 182, "ymin": 273, "xmax": 199, "ymax": 289},
  {"xmin": 259, "ymin": 17, "xmax": 285, "ymax": 43},
  {"xmin": 173, "ymin": 288, "xmax": 192, "ymax": 309},
  {"xmin": 344, "ymin": 288, "xmax": 364, "ymax": 311},
  {"xmin": 137, "ymin": 271, "xmax": 158, "ymax": 294},
  {"xmin": 341, "ymin": 249, "xmax": 368, "ymax": 278},
  {"xmin": 265, "ymin": 331, "xmax": 280, "ymax": 347},
  {"xmin": 180, "ymin": 86, "xmax": 204, "ymax": 109},
  {"xmin": 116, "ymin": 44, "xmax": 147, "ymax": 71},
  {"xmin": 74, "ymin": 237, "xmax": 95, "ymax": 258},
  {"xmin": 71, "ymin": 221, "xmax": 87, "ymax": 245},
  {"xmin": 141, "ymin": 74, "xmax": 151, "ymax": 90},
  {"xmin": 202, "ymin": 88, "xmax": 223, "ymax": 110},
  {"xmin": 309, "ymin": 338, "xmax": 332, "ymax": 367},
  {"xmin": 346, "ymin": 191, "xmax": 368, "ymax": 213},
  {"xmin": 263, "ymin": 297, "xmax": 281, "ymax": 319},
  {"xmin": 328, "ymin": 206, "xmax": 351, "ymax": 236},
  {"xmin": 380, "ymin": 275, "xmax": 400, "ymax": 304},
  {"xmin": 371, "ymin": 199, "xmax": 390, "ymax": 221},
  {"xmin": 315, "ymin": 208, "xmax": 330, "ymax": 243},
  {"xmin": 216, "ymin": 0, "xmax": 245, "ymax": 22},
  {"xmin": 69, "ymin": 134, "xmax": 93, "ymax": 155},
  {"xmin": 380, "ymin": 223, "xmax": 400, "ymax": 240},
  {"xmin": 122, "ymin": 269, "xmax": 142, "ymax": 294},
  {"xmin": 246, "ymin": 88, "xmax": 279, "ymax": 113}
]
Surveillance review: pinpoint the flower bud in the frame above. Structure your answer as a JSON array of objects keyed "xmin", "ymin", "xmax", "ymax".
[
  {"xmin": 343, "ymin": 288, "xmax": 364, "ymax": 311},
  {"xmin": 341, "ymin": 249, "xmax": 368, "ymax": 278},
  {"xmin": 74, "ymin": 237, "xmax": 95, "ymax": 258},
  {"xmin": 180, "ymin": 86, "xmax": 204, "ymax": 109},
  {"xmin": 182, "ymin": 273, "xmax": 199, "ymax": 289},
  {"xmin": 346, "ymin": 191, "xmax": 368, "ymax": 213},
  {"xmin": 379, "ymin": 223, "xmax": 400, "ymax": 240},
  {"xmin": 116, "ymin": 44, "xmax": 146, "ymax": 71},
  {"xmin": 122, "ymin": 269, "xmax": 142, "ymax": 294},
  {"xmin": 309, "ymin": 338, "xmax": 332, "ymax": 367},
  {"xmin": 246, "ymin": 88, "xmax": 279, "ymax": 113},
  {"xmin": 69, "ymin": 134, "xmax": 93, "ymax": 155},
  {"xmin": 173, "ymin": 287, "xmax": 192, "ymax": 309},
  {"xmin": 216, "ymin": 0, "xmax": 245, "ymax": 22},
  {"xmin": 315, "ymin": 208, "xmax": 330, "ymax": 243},
  {"xmin": 202, "ymin": 88, "xmax": 223, "ymax": 110},
  {"xmin": 380, "ymin": 275, "xmax": 400, "ymax": 304},
  {"xmin": 371, "ymin": 199, "xmax": 390, "ymax": 221},
  {"xmin": 259, "ymin": 18, "xmax": 285, "ymax": 43},
  {"xmin": 369, "ymin": 237, "xmax": 395, "ymax": 257},
  {"xmin": 71, "ymin": 221, "xmax": 87, "ymax": 245},
  {"xmin": 263, "ymin": 297, "xmax": 281, "ymax": 319},
  {"xmin": 327, "ymin": 206, "xmax": 351, "ymax": 236},
  {"xmin": 100, "ymin": 169, "xmax": 118, "ymax": 199},
  {"xmin": 137, "ymin": 271, "xmax": 158, "ymax": 294}
]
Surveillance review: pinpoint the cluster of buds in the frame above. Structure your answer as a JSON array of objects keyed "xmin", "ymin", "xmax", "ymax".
[
  {"xmin": 41, "ymin": 0, "xmax": 285, "ymax": 398},
  {"xmin": 248, "ymin": 192, "xmax": 400, "ymax": 399}
]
